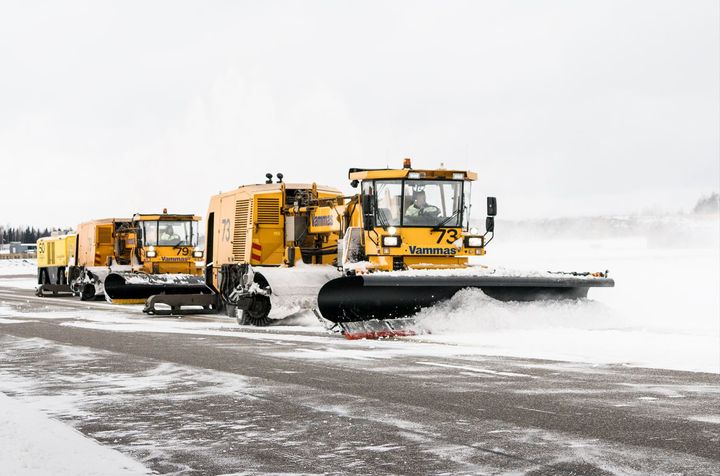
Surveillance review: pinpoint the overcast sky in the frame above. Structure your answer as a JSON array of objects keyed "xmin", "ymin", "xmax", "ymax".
[{"xmin": 1, "ymin": 0, "xmax": 718, "ymax": 227}]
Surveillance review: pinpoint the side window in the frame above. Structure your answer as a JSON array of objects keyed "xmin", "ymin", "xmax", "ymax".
[
  {"xmin": 143, "ymin": 222, "xmax": 158, "ymax": 247},
  {"xmin": 375, "ymin": 181, "xmax": 402, "ymax": 226}
]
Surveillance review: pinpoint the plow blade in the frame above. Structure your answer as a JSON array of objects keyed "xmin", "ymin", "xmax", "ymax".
[
  {"xmin": 143, "ymin": 293, "xmax": 219, "ymax": 315},
  {"xmin": 104, "ymin": 272, "xmax": 210, "ymax": 304},
  {"xmin": 318, "ymin": 274, "xmax": 615, "ymax": 324}
]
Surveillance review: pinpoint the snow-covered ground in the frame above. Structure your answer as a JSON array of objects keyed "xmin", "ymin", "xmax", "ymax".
[
  {"xmin": 0, "ymin": 258, "xmax": 36, "ymax": 276},
  {"xmin": 0, "ymin": 392, "xmax": 149, "ymax": 475},
  {"xmin": 415, "ymin": 236, "xmax": 719, "ymax": 373},
  {"xmin": 1, "ymin": 224, "xmax": 717, "ymax": 374}
]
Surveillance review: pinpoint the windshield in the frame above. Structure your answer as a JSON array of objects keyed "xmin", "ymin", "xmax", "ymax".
[
  {"xmin": 372, "ymin": 179, "xmax": 465, "ymax": 227},
  {"xmin": 142, "ymin": 220, "xmax": 197, "ymax": 247}
]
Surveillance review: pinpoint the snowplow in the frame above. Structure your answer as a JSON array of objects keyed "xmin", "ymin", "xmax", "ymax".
[
  {"xmin": 144, "ymin": 161, "xmax": 614, "ymax": 338},
  {"xmin": 36, "ymin": 233, "xmax": 78, "ymax": 297},
  {"xmin": 37, "ymin": 212, "xmax": 210, "ymax": 304}
]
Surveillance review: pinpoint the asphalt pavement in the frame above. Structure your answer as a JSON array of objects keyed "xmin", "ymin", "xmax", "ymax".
[{"xmin": 0, "ymin": 284, "xmax": 718, "ymax": 475}]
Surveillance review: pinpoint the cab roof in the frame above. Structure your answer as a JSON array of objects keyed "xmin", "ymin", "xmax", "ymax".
[
  {"xmin": 133, "ymin": 213, "xmax": 201, "ymax": 221},
  {"xmin": 348, "ymin": 167, "xmax": 477, "ymax": 181}
]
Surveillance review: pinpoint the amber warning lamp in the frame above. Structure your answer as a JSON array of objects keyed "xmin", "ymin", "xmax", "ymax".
[{"xmin": 403, "ymin": 158, "xmax": 412, "ymax": 169}]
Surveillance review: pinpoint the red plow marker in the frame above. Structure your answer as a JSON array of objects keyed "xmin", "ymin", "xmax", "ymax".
[{"xmin": 340, "ymin": 318, "xmax": 425, "ymax": 340}]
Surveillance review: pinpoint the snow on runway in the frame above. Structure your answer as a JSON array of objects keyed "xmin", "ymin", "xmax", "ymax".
[
  {"xmin": 0, "ymin": 392, "xmax": 149, "ymax": 475},
  {"xmin": 1, "ymin": 233, "xmax": 717, "ymax": 373}
]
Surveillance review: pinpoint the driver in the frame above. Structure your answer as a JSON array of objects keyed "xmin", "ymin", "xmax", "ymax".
[
  {"xmin": 159, "ymin": 225, "xmax": 180, "ymax": 244},
  {"xmin": 405, "ymin": 190, "xmax": 440, "ymax": 218}
]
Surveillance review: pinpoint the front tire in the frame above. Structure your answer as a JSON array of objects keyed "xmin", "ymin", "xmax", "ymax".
[
  {"xmin": 80, "ymin": 284, "xmax": 95, "ymax": 301},
  {"xmin": 238, "ymin": 295, "xmax": 272, "ymax": 327}
]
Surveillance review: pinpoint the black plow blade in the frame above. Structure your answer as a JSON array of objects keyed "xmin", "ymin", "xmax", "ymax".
[
  {"xmin": 317, "ymin": 274, "xmax": 615, "ymax": 324},
  {"xmin": 104, "ymin": 272, "xmax": 211, "ymax": 303}
]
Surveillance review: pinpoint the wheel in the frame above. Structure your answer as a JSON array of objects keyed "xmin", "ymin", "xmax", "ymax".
[
  {"xmin": 80, "ymin": 283, "xmax": 95, "ymax": 301},
  {"xmin": 238, "ymin": 295, "xmax": 272, "ymax": 327}
]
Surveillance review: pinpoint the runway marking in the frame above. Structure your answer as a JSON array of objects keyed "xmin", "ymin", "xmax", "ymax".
[
  {"xmin": 0, "ymin": 318, "xmax": 30, "ymax": 324},
  {"xmin": 515, "ymin": 406, "xmax": 557, "ymax": 415},
  {"xmin": 415, "ymin": 361, "xmax": 533, "ymax": 378}
]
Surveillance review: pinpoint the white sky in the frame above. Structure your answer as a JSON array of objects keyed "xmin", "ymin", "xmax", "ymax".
[{"xmin": 1, "ymin": 0, "xmax": 718, "ymax": 227}]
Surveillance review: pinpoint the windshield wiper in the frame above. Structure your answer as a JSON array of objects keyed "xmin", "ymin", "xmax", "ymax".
[
  {"xmin": 433, "ymin": 207, "xmax": 463, "ymax": 230},
  {"xmin": 376, "ymin": 209, "xmax": 390, "ymax": 228},
  {"xmin": 373, "ymin": 195, "xmax": 390, "ymax": 228}
]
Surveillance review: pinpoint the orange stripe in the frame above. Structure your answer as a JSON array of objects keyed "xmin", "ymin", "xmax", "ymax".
[
  {"xmin": 251, "ymin": 243, "xmax": 262, "ymax": 251},
  {"xmin": 251, "ymin": 254, "xmax": 262, "ymax": 261}
]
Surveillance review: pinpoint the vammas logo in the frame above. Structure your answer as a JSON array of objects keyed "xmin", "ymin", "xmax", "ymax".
[{"xmin": 407, "ymin": 246, "xmax": 457, "ymax": 255}]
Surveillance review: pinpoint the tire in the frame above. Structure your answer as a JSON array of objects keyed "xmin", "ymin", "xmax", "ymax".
[
  {"xmin": 80, "ymin": 284, "xmax": 95, "ymax": 301},
  {"xmin": 238, "ymin": 295, "xmax": 272, "ymax": 327}
]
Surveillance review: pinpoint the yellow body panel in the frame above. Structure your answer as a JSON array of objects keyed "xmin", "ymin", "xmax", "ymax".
[
  {"xmin": 37, "ymin": 234, "xmax": 77, "ymax": 268},
  {"xmin": 76, "ymin": 219, "xmax": 128, "ymax": 267},
  {"xmin": 205, "ymin": 182, "xmax": 344, "ymax": 289},
  {"xmin": 308, "ymin": 206, "xmax": 342, "ymax": 234},
  {"xmin": 363, "ymin": 226, "xmax": 485, "ymax": 271}
]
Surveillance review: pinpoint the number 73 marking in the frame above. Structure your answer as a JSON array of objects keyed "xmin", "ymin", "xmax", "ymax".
[{"xmin": 435, "ymin": 229, "xmax": 459, "ymax": 244}]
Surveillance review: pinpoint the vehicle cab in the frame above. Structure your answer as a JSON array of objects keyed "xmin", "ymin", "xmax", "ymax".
[
  {"xmin": 348, "ymin": 159, "xmax": 494, "ymax": 271},
  {"xmin": 132, "ymin": 212, "xmax": 203, "ymax": 275}
]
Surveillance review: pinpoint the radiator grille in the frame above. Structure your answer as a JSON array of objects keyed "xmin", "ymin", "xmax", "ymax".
[
  {"xmin": 233, "ymin": 199, "xmax": 251, "ymax": 261},
  {"xmin": 97, "ymin": 227, "xmax": 112, "ymax": 244},
  {"xmin": 256, "ymin": 197, "xmax": 280, "ymax": 225}
]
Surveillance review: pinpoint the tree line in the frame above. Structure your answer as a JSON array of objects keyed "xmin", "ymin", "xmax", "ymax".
[{"xmin": 1, "ymin": 226, "xmax": 52, "ymax": 244}]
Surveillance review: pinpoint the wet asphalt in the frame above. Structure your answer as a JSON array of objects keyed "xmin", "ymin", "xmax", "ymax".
[{"xmin": 0, "ymin": 284, "xmax": 718, "ymax": 475}]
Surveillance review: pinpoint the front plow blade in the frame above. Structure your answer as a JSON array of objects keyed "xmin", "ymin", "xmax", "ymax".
[
  {"xmin": 317, "ymin": 274, "xmax": 614, "ymax": 324},
  {"xmin": 104, "ymin": 272, "xmax": 210, "ymax": 303}
]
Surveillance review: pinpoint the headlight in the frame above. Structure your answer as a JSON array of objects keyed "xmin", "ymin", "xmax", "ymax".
[
  {"xmin": 470, "ymin": 227, "xmax": 479, "ymax": 235},
  {"xmin": 193, "ymin": 250, "xmax": 203, "ymax": 258},
  {"xmin": 452, "ymin": 172, "xmax": 464, "ymax": 180},
  {"xmin": 146, "ymin": 250, "xmax": 157, "ymax": 258},
  {"xmin": 382, "ymin": 235, "xmax": 401, "ymax": 247},
  {"xmin": 464, "ymin": 236, "xmax": 483, "ymax": 248}
]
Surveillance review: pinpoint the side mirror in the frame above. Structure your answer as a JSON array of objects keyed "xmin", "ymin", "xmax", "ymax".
[
  {"xmin": 485, "ymin": 216, "xmax": 495, "ymax": 233},
  {"xmin": 487, "ymin": 196, "xmax": 497, "ymax": 216},
  {"xmin": 265, "ymin": 173, "xmax": 273, "ymax": 184},
  {"xmin": 276, "ymin": 173, "xmax": 284, "ymax": 183},
  {"xmin": 350, "ymin": 179, "xmax": 359, "ymax": 188}
]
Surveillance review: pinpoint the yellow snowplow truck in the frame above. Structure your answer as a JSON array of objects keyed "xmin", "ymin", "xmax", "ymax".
[
  {"xmin": 144, "ymin": 178, "xmax": 345, "ymax": 320},
  {"xmin": 37, "ymin": 212, "xmax": 210, "ymax": 304},
  {"xmin": 143, "ymin": 161, "xmax": 614, "ymax": 338}
]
